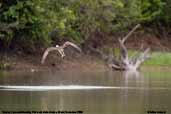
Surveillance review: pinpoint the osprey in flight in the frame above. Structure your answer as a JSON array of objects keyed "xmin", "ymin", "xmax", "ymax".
[{"xmin": 41, "ymin": 41, "xmax": 81, "ymax": 64}]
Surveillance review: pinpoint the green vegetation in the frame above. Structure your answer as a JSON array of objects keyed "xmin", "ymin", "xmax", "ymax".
[
  {"xmin": 0, "ymin": 61, "xmax": 11, "ymax": 70},
  {"xmin": 0, "ymin": 0, "xmax": 170, "ymax": 53},
  {"xmin": 144, "ymin": 52, "xmax": 171, "ymax": 66},
  {"xmin": 0, "ymin": 0, "xmax": 170, "ymax": 67},
  {"xmin": 127, "ymin": 50, "xmax": 171, "ymax": 66}
]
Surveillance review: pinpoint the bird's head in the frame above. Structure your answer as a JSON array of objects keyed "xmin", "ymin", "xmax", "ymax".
[{"xmin": 56, "ymin": 45, "xmax": 59, "ymax": 47}]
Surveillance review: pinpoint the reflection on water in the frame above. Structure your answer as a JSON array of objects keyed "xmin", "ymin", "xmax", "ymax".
[{"xmin": 0, "ymin": 68, "xmax": 170, "ymax": 114}]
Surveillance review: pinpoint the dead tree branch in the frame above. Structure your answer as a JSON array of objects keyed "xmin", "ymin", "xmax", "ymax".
[
  {"xmin": 121, "ymin": 24, "xmax": 140, "ymax": 44},
  {"xmin": 107, "ymin": 24, "xmax": 151, "ymax": 71}
]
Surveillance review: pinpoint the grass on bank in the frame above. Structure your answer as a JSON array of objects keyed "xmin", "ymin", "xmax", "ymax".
[
  {"xmin": 102, "ymin": 48, "xmax": 171, "ymax": 66},
  {"xmin": 106, "ymin": 47, "xmax": 171, "ymax": 66},
  {"xmin": 144, "ymin": 52, "xmax": 171, "ymax": 66},
  {"xmin": 128, "ymin": 51, "xmax": 171, "ymax": 66}
]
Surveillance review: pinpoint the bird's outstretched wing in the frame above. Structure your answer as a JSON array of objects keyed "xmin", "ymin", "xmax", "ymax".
[
  {"xmin": 41, "ymin": 47, "xmax": 62, "ymax": 64},
  {"xmin": 63, "ymin": 41, "xmax": 82, "ymax": 52}
]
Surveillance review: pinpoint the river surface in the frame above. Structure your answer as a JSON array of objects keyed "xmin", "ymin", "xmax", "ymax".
[{"xmin": 0, "ymin": 68, "xmax": 170, "ymax": 114}]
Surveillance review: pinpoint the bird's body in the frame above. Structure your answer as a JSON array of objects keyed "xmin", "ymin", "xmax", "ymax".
[{"xmin": 41, "ymin": 41, "xmax": 81, "ymax": 64}]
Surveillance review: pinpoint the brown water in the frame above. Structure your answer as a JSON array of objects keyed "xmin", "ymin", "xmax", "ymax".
[{"xmin": 0, "ymin": 68, "xmax": 170, "ymax": 114}]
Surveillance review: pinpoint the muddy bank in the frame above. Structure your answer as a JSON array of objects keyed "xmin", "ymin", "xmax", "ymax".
[{"xmin": 0, "ymin": 53, "xmax": 107, "ymax": 72}]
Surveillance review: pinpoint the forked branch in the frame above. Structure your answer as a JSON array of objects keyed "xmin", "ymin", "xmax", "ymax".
[{"xmin": 107, "ymin": 24, "xmax": 151, "ymax": 71}]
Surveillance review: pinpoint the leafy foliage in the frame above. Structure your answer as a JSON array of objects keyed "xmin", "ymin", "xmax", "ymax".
[{"xmin": 0, "ymin": 0, "xmax": 169, "ymax": 52}]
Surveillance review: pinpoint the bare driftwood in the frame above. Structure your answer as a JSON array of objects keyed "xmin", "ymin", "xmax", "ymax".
[
  {"xmin": 89, "ymin": 24, "xmax": 151, "ymax": 71},
  {"xmin": 109, "ymin": 24, "xmax": 151, "ymax": 70},
  {"xmin": 41, "ymin": 41, "xmax": 81, "ymax": 64}
]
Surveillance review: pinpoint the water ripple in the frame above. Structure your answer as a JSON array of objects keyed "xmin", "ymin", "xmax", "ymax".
[{"xmin": 0, "ymin": 85, "xmax": 170, "ymax": 91}]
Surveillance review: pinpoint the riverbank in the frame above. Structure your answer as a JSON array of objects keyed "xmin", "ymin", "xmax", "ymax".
[
  {"xmin": 1, "ymin": 32, "xmax": 171, "ymax": 71},
  {"xmin": 0, "ymin": 50, "xmax": 171, "ymax": 72},
  {"xmin": 0, "ymin": 53, "xmax": 106, "ymax": 72}
]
